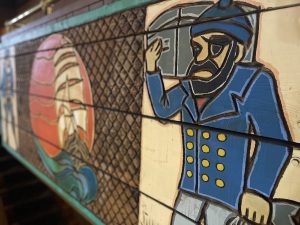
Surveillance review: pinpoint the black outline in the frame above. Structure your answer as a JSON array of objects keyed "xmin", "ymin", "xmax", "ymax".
[
  {"xmin": 0, "ymin": 116, "xmax": 200, "ymax": 225},
  {"xmin": 9, "ymin": 87, "xmax": 300, "ymax": 148},
  {"xmin": 1, "ymin": 2, "xmax": 300, "ymax": 59},
  {"xmin": 1, "ymin": 1, "xmax": 299, "ymax": 223},
  {"xmin": 143, "ymin": 2, "xmax": 296, "ymax": 224}
]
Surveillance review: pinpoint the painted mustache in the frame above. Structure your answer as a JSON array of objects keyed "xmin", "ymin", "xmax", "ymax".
[{"xmin": 188, "ymin": 59, "xmax": 219, "ymax": 78}]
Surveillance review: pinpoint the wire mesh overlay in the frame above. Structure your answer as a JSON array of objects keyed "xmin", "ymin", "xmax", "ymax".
[
  {"xmin": 14, "ymin": 7, "xmax": 146, "ymax": 225},
  {"xmin": 6, "ymin": 1, "xmax": 300, "ymax": 225}
]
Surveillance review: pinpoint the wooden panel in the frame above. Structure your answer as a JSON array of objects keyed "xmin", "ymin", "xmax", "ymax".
[
  {"xmin": 140, "ymin": 1, "xmax": 300, "ymax": 225},
  {"xmin": 0, "ymin": 1, "xmax": 300, "ymax": 225},
  {"xmin": 1, "ymin": 4, "xmax": 147, "ymax": 225}
]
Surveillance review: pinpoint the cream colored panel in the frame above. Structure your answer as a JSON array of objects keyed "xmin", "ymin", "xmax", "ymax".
[
  {"xmin": 147, "ymin": 0, "xmax": 300, "ymax": 142},
  {"xmin": 55, "ymin": 81, "xmax": 84, "ymax": 106},
  {"xmin": 145, "ymin": 0, "xmax": 200, "ymax": 29},
  {"xmin": 146, "ymin": 0, "xmax": 300, "ymax": 29},
  {"xmin": 141, "ymin": 1, "xmax": 300, "ymax": 224},
  {"xmin": 257, "ymin": 6, "xmax": 300, "ymax": 142},
  {"xmin": 140, "ymin": 79, "xmax": 181, "ymax": 224},
  {"xmin": 138, "ymin": 195, "xmax": 173, "ymax": 225},
  {"xmin": 257, "ymin": 6, "xmax": 300, "ymax": 202},
  {"xmin": 274, "ymin": 149, "xmax": 300, "ymax": 202}
]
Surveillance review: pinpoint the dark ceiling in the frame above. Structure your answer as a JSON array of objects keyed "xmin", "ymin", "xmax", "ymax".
[
  {"xmin": 0, "ymin": 0, "xmax": 30, "ymax": 31},
  {"xmin": 0, "ymin": 0, "xmax": 28, "ymax": 8}
]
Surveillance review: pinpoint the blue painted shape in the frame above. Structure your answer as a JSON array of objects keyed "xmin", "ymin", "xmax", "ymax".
[
  {"xmin": 34, "ymin": 138, "xmax": 98, "ymax": 205},
  {"xmin": 146, "ymin": 64, "xmax": 291, "ymax": 208}
]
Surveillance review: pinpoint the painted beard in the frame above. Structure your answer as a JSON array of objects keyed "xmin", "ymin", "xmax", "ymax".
[{"xmin": 187, "ymin": 41, "xmax": 238, "ymax": 97}]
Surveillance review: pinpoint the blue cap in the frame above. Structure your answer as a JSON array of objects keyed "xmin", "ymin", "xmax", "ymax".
[{"xmin": 191, "ymin": 0, "xmax": 252, "ymax": 45}]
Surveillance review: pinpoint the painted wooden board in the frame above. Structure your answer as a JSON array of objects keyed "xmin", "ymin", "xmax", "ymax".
[
  {"xmin": 0, "ymin": 1, "xmax": 299, "ymax": 225},
  {"xmin": 140, "ymin": 1, "xmax": 300, "ymax": 225},
  {"xmin": 8, "ymin": 1, "xmax": 300, "ymax": 144},
  {"xmin": 1, "ymin": 4, "xmax": 147, "ymax": 225}
]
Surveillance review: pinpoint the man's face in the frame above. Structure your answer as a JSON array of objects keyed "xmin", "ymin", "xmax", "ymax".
[{"xmin": 190, "ymin": 32, "xmax": 243, "ymax": 80}]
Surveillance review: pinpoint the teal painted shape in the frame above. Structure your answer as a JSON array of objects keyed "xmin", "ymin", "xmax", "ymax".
[
  {"xmin": 34, "ymin": 138, "xmax": 98, "ymax": 205},
  {"xmin": 35, "ymin": 139, "xmax": 73, "ymax": 174},
  {"xmin": 0, "ymin": 0, "xmax": 156, "ymax": 48},
  {"xmin": 2, "ymin": 143, "xmax": 105, "ymax": 225}
]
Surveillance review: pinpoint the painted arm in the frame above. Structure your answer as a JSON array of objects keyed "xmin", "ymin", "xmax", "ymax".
[
  {"xmin": 240, "ymin": 70, "xmax": 291, "ymax": 224},
  {"xmin": 145, "ymin": 38, "xmax": 187, "ymax": 118},
  {"xmin": 245, "ymin": 71, "xmax": 290, "ymax": 197},
  {"xmin": 146, "ymin": 72, "xmax": 187, "ymax": 118}
]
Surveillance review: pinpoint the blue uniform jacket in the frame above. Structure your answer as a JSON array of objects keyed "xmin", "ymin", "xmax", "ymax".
[{"xmin": 146, "ymin": 64, "xmax": 290, "ymax": 209}]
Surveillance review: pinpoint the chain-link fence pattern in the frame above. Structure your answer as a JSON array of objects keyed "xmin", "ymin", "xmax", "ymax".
[
  {"xmin": 15, "ymin": 40, "xmax": 48, "ymax": 175},
  {"xmin": 67, "ymin": 8, "xmax": 146, "ymax": 224},
  {"xmin": 87, "ymin": 170, "xmax": 140, "ymax": 225},
  {"xmin": 14, "ymin": 6, "xmax": 146, "ymax": 225}
]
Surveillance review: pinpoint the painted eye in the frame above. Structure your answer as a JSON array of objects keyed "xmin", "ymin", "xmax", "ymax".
[
  {"xmin": 192, "ymin": 44, "xmax": 202, "ymax": 57},
  {"xmin": 210, "ymin": 44, "xmax": 223, "ymax": 56}
]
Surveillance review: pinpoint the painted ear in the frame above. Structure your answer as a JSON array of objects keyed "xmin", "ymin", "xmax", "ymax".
[{"xmin": 235, "ymin": 43, "xmax": 245, "ymax": 62}]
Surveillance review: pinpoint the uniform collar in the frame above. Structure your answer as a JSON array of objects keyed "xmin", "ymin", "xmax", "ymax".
[{"xmin": 181, "ymin": 65, "xmax": 259, "ymax": 124}]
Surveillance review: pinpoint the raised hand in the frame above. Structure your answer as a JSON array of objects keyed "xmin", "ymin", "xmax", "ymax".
[{"xmin": 145, "ymin": 38, "xmax": 162, "ymax": 72}]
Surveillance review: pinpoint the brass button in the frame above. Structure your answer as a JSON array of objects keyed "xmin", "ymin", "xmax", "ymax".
[
  {"xmin": 202, "ymin": 174, "xmax": 209, "ymax": 182},
  {"xmin": 186, "ymin": 142, "xmax": 194, "ymax": 150},
  {"xmin": 217, "ymin": 133, "xmax": 227, "ymax": 142},
  {"xmin": 216, "ymin": 163, "xmax": 225, "ymax": 171},
  {"xmin": 187, "ymin": 170, "xmax": 193, "ymax": 177},
  {"xmin": 217, "ymin": 148, "xmax": 226, "ymax": 157},
  {"xmin": 201, "ymin": 159, "xmax": 210, "ymax": 167},
  {"xmin": 187, "ymin": 156, "xmax": 194, "ymax": 164},
  {"xmin": 201, "ymin": 144, "xmax": 210, "ymax": 153},
  {"xmin": 216, "ymin": 179, "xmax": 225, "ymax": 188},
  {"xmin": 202, "ymin": 131, "xmax": 210, "ymax": 139},
  {"xmin": 187, "ymin": 129, "xmax": 194, "ymax": 136}
]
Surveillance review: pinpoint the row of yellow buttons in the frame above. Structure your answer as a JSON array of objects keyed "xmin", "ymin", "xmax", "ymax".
[
  {"xmin": 186, "ymin": 158, "xmax": 225, "ymax": 171},
  {"xmin": 186, "ymin": 129, "xmax": 227, "ymax": 142},
  {"xmin": 186, "ymin": 142, "xmax": 226, "ymax": 155},
  {"xmin": 201, "ymin": 145, "xmax": 226, "ymax": 157},
  {"xmin": 202, "ymin": 174, "xmax": 225, "ymax": 187},
  {"xmin": 201, "ymin": 160, "xmax": 225, "ymax": 171},
  {"xmin": 186, "ymin": 172, "xmax": 225, "ymax": 188}
]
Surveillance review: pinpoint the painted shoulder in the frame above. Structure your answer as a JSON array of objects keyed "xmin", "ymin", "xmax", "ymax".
[
  {"xmin": 218, "ymin": 62, "xmax": 277, "ymax": 102},
  {"xmin": 234, "ymin": 62, "xmax": 277, "ymax": 91},
  {"xmin": 237, "ymin": 62, "xmax": 276, "ymax": 77}
]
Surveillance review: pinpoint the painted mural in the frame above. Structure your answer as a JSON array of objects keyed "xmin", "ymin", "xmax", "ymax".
[
  {"xmin": 0, "ymin": 47, "xmax": 19, "ymax": 150},
  {"xmin": 0, "ymin": 0, "xmax": 299, "ymax": 225},
  {"xmin": 29, "ymin": 34, "xmax": 97, "ymax": 204},
  {"xmin": 140, "ymin": 0, "xmax": 300, "ymax": 225}
]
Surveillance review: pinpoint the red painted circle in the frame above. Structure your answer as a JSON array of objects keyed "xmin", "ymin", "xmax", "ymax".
[{"xmin": 29, "ymin": 34, "xmax": 94, "ymax": 157}]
